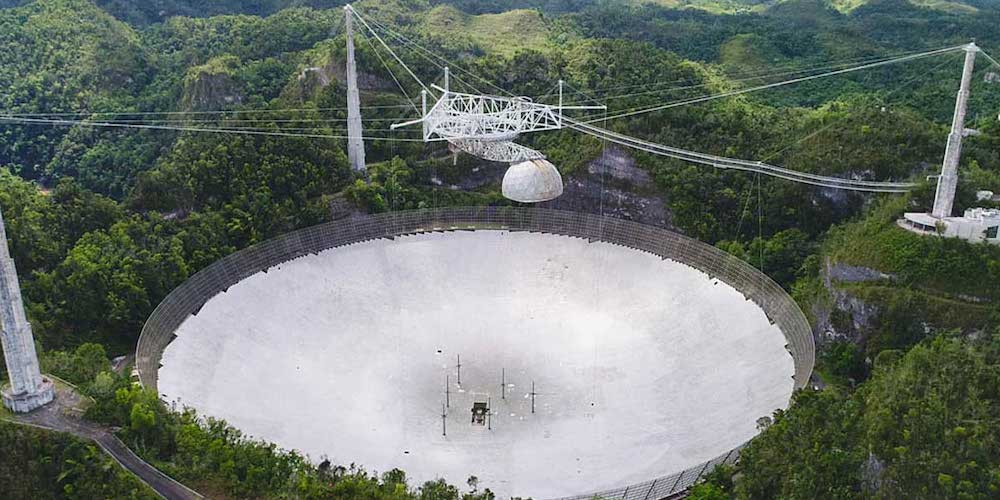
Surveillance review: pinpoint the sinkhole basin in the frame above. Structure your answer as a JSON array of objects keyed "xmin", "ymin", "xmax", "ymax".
[{"xmin": 138, "ymin": 208, "xmax": 813, "ymax": 499}]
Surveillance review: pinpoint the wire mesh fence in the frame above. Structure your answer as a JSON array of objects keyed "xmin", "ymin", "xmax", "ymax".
[{"xmin": 136, "ymin": 206, "xmax": 814, "ymax": 500}]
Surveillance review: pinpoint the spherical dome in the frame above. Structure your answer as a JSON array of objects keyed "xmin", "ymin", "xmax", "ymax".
[{"xmin": 501, "ymin": 159, "xmax": 564, "ymax": 203}]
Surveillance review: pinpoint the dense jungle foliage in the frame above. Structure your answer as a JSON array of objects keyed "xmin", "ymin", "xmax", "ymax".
[
  {"xmin": 0, "ymin": 417, "xmax": 158, "ymax": 499},
  {"xmin": 1, "ymin": 0, "xmax": 1000, "ymax": 497},
  {"xmin": 692, "ymin": 331, "xmax": 1000, "ymax": 499}
]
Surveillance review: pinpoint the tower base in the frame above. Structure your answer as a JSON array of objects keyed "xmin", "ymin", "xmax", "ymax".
[{"xmin": 2, "ymin": 377, "xmax": 54, "ymax": 413}]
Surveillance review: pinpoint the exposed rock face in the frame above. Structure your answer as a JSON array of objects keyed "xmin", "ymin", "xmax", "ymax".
[
  {"xmin": 329, "ymin": 193, "xmax": 366, "ymax": 221},
  {"xmin": 182, "ymin": 59, "xmax": 244, "ymax": 111},
  {"xmin": 445, "ymin": 146, "xmax": 671, "ymax": 228},
  {"xmin": 813, "ymin": 256, "xmax": 990, "ymax": 361},
  {"xmin": 827, "ymin": 262, "xmax": 894, "ymax": 283},
  {"xmin": 812, "ymin": 258, "xmax": 888, "ymax": 346},
  {"xmin": 861, "ymin": 452, "xmax": 887, "ymax": 495},
  {"xmin": 820, "ymin": 286, "xmax": 880, "ymax": 344},
  {"xmin": 540, "ymin": 146, "xmax": 671, "ymax": 228},
  {"xmin": 296, "ymin": 55, "xmax": 392, "ymax": 97},
  {"xmin": 452, "ymin": 162, "xmax": 509, "ymax": 191},
  {"xmin": 586, "ymin": 145, "xmax": 653, "ymax": 184},
  {"xmin": 299, "ymin": 66, "xmax": 335, "ymax": 89}
]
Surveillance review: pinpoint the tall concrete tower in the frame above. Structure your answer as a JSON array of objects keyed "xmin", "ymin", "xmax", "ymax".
[
  {"xmin": 0, "ymin": 208, "xmax": 54, "ymax": 413},
  {"xmin": 345, "ymin": 5, "xmax": 366, "ymax": 173},
  {"xmin": 932, "ymin": 42, "xmax": 979, "ymax": 219}
]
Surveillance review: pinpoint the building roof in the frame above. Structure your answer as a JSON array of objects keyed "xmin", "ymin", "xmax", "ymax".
[
  {"xmin": 962, "ymin": 207, "xmax": 1000, "ymax": 222},
  {"xmin": 903, "ymin": 212, "xmax": 939, "ymax": 227}
]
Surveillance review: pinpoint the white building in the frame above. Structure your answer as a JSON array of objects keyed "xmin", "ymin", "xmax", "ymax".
[
  {"xmin": 901, "ymin": 208, "xmax": 1000, "ymax": 244},
  {"xmin": 898, "ymin": 44, "xmax": 1000, "ymax": 246}
]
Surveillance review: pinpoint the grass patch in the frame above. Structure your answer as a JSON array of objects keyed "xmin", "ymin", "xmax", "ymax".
[
  {"xmin": 909, "ymin": 0, "xmax": 978, "ymax": 14},
  {"xmin": 0, "ymin": 398, "xmax": 11, "ymax": 420},
  {"xmin": 638, "ymin": 0, "xmax": 770, "ymax": 14},
  {"xmin": 719, "ymin": 33, "xmax": 789, "ymax": 73},
  {"xmin": 420, "ymin": 5, "xmax": 557, "ymax": 57}
]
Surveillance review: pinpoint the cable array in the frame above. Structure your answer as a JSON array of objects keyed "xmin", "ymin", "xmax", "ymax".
[
  {"xmin": 567, "ymin": 118, "xmax": 915, "ymax": 192},
  {"xmin": 981, "ymin": 48, "xmax": 1000, "ymax": 70},
  {"xmin": 540, "ymin": 46, "xmax": 959, "ymax": 104},
  {"xmin": 574, "ymin": 45, "xmax": 966, "ymax": 124},
  {"xmin": 0, "ymin": 104, "xmax": 413, "ymax": 117},
  {"xmin": 360, "ymin": 13, "xmax": 511, "ymax": 97},
  {"xmin": 2, "ymin": 1, "xmax": 991, "ymax": 194},
  {"xmin": 0, "ymin": 116, "xmax": 426, "ymax": 141},
  {"xmin": 759, "ymin": 53, "xmax": 961, "ymax": 164},
  {"xmin": 551, "ymin": 47, "xmax": 961, "ymax": 95}
]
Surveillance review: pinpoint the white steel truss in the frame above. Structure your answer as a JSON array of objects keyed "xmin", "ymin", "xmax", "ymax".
[
  {"xmin": 392, "ymin": 80, "xmax": 604, "ymax": 163},
  {"xmin": 420, "ymin": 87, "xmax": 566, "ymax": 141},
  {"xmin": 448, "ymin": 138, "xmax": 545, "ymax": 163}
]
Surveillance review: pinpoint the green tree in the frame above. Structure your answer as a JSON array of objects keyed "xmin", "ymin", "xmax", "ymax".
[
  {"xmin": 41, "ymin": 342, "xmax": 110, "ymax": 386},
  {"xmin": 0, "ymin": 420, "xmax": 158, "ymax": 499}
]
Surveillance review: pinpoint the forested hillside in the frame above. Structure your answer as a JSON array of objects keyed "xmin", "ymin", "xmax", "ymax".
[
  {"xmin": 1, "ymin": 0, "xmax": 1000, "ymax": 497},
  {"xmin": 0, "ymin": 418, "xmax": 158, "ymax": 498},
  {"xmin": 692, "ymin": 332, "xmax": 1000, "ymax": 499}
]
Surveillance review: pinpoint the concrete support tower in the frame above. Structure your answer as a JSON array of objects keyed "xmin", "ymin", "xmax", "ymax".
[
  {"xmin": 932, "ymin": 42, "xmax": 979, "ymax": 218},
  {"xmin": 0, "ymin": 209, "xmax": 53, "ymax": 412},
  {"xmin": 345, "ymin": 5, "xmax": 366, "ymax": 173}
]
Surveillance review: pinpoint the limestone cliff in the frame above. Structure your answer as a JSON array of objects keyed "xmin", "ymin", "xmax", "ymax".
[{"xmin": 181, "ymin": 55, "xmax": 244, "ymax": 111}]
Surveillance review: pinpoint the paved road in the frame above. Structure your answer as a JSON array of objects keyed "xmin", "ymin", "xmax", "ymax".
[{"xmin": 5, "ymin": 381, "xmax": 202, "ymax": 500}]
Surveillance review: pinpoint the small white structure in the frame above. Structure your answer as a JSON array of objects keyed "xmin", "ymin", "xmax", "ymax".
[
  {"xmin": 901, "ymin": 208, "xmax": 1000, "ymax": 244},
  {"xmin": 502, "ymin": 159, "xmax": 564, "ymax": 203},
  {"xmin": 898, "ymin": 43, "xmax": 1000, "ymax": 245}
]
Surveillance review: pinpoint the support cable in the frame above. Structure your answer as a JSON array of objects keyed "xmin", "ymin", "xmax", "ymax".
[
  {"xmin": 577, "ymin": 45, "xmax": 965, "ymax": 124},
  {"xmin": 561, "ymin": 47, "xmax": 960, "ymax": 194},
  {"xmin": 0, "ymin": 116, "xmax": 427, "ymax": 141},
  {"xmin": 0, "ymin": 116, "xmax": 426, "ymax": 133},
  {"xmin": 35, "ymin": 125, "xmax": 418, "ymax": 133},
  {"xmin": 356, "ymin": 28, "xmax": 420, "ymax": 112},
  {"xmin": 376, "ymin": 29, "xmax": 483, "ymax": 94},
  {"xmin": 534, "ymin": 45, "xmax": 960, "ymax": 99},
  {"xmin": 362, "ymin": 16, "xmax": 487, "ymax": 96},
  {"xmin": 759, "ymin": 55, "xmax": 956, "ymax": 164},
  {"xmin": 566, "ymin": 118, "xmax": 914, "ymax": 192},
  {"xmin": 733, "ymin": 172, "xmax": 759, "ymax": 242},
  {"xmin": 356, "ymin": 11, "xmax": 479, "ymax": 95},
  {"xmin": 36, "ymin": 117, "xmax": 413, "ymax": 124},
  {"xmin": 362, "ymin": 15, "xmax": 513, "ymax": 98},
  {"xmin": 980, "ymin": 49, "xmax": 1000, "ymax": 71},
  {"xmin": 348, "ymin": 7, "xmax": 432, "ymax": 96},
  {"xmin": 0, "ymin": 105, "xmax": 414, "ymax": 117},
  {"xmin": 546, "ymin": 54, "xmax": 922, "ymax": 104},
  {"xmin": 559, "ymin": 53, "xmax": 916, "ymax": 104},
  {"xmin": 569, "ymin": 118, "xmax": 912, "ymax": 187},
  {"xmin": 562, "ymin": 80, "xmax": 604, "ymax": 108}
]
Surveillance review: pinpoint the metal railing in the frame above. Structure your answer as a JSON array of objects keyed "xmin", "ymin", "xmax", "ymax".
[{"xmin": 136, "ymin": 206, "xmax": 814, "ymax": 500}]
